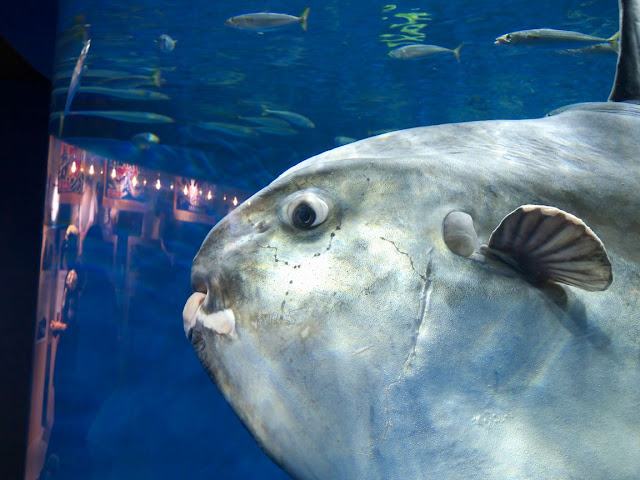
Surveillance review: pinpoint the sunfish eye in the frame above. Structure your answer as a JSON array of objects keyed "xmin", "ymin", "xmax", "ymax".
[
  {"xmin": 293, "ymin": 203, "xmax": 316, "ymax": 227},
  {"xmin": 505, "ymin": 34, "xmax": 512, "ymax": 41},
  {"xmin": 285, "ymin": 193, "xmax": 329, "ymax": 229}
]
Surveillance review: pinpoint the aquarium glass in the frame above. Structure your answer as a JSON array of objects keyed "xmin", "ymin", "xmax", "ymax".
[{"xmin": 26, "ymin": 0, "xmax": 620, "ymax": 478}]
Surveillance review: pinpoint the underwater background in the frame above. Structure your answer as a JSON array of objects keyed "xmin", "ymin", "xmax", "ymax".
[{"xmin": 25, "ymin": 0, "xmax": 619, "ymax": 478}]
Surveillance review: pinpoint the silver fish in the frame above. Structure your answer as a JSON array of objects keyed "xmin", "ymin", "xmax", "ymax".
[
  {"xmin": 262, "ymin": 107, "xmax": 315, "ymax": 128},
  {"xmin": 254, "ymin": 125, "xmax": 299, "ymax": 136},
  {"xmin": 334, "ymin": 136, "xmax": 357, "ymax": 146},
  {"xmin": 559, "ymin": 42, "xmax": 620, "ymax": 56},
  {"xmin": 238, "ymin": 115, "xmax": 292, "ymax": 127},
  {"xmin": 98, "ymin": 70, "xmax": 165, "ymax": 88},
  {"xmin": 183, "ymin": 0, "xmax": 640, "ymax": 478},
  {"xmin": 52, "ymin": 86, "xmax": 170, "ymax": 100},
  {"xmin": 495, "ymin": 28, "xmax": 619, "ymax": 49},
  {"xmin": 59, "ymin": 38, "xmax": 90, "ymax": 136},
  {"xmin": 156, "ymin": 34, "xmax": 177, "ymax": 52},
  {"xmin": 389, "ymin": 43, "xmax": 463, "ymax": 61},
  {"xmin": 131, "ymin": 132, "xmax": 160, "ymax": 149},
  {"xmin": 53, "ymin": 110, "xmax": 174, "ymax": 123},
  {"xmin": 53, "ymin": 68, "xmax": 131, "ymax": 82},
  {"xmin": 196, "ymin": 121, "xmax": 258, "ymax": 138},
  {"xmin": 225, "ymin": 7, "xmax": 310, "ymax": 31}
]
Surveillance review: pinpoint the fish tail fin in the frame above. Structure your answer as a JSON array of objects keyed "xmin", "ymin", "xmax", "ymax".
[
  {"xmin": 299, "ymin": 7, "xmax": 310, "ymax": 31},
  {"xmin": 452, "ymin": 44, "xmax": 463, "ymax": 62},
  {"xmin": 607, "ymin": 30, "xmax": 620, "ymax": 43},
  {"xmin": 261, "ymin": 104, "xmax": 270, "ymax": 116},
  {"xmin": 152, "ymin": 69, "xmax": 161, "ymax": 87}
]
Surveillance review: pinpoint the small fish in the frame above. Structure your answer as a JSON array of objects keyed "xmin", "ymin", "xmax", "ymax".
[
  {"xmin": 59, "ymin": 39, "xmax": 90, "ymax": 136},
  {"xmin": 494, "ymin": 29, "xmax": 619, "ymax": 49},
  {"xmin": 98, "ymin": 70, "xmax": 165, "ymax": 88},
  {"xmin": 367, "ymin": 128, "xmax": 398, "ymax": 136},
  {"xmin": 254, "ymin": 125, "xmax": 299, "ymax": 136},
  {"xmin": 52, "ymin": 86, "xmax": 170, "ymax": 100},
  {"xmin": 131, "ymin": 132, "xmax": 160, "ymax": 149},
  {"xmin": 53, "ymin": 110, "xmax": 174, "ymax": 123},
  {"xmin": 238, "ymin": 116, "xmax": 292, "ymax": 127},
  {"xmin": 559, "ymin": 42, "xmax": 619, "ymax": 56},
  {"xmin": 389, "ymin": 43, "xmax": 462, "ymax": 61},
  {"xmin": 156, "ymin": 34, "xmax": 177, "ymax": 52},
  {"xmin": 262, "ymin": 107, "xmax": 315, "ymax": 128},
  {"xmin": 197, "ymin": 121, "xmax": 258, "ymax": 138},
  {"xmin": 225, "ymin": 7, "xmax": 310, "ymax": 31},
  {"xmin": 53, "ymin": 68, "xmax": 130, "ymax": 82},
  {"xmin": 334, "ymin": 136, "xmax": 357, "ymax": 146}
]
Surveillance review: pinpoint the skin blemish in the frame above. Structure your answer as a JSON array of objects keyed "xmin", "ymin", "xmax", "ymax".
[{"xmin": 301, "ymin": 326, "xmax": 311, "ymax": 339}]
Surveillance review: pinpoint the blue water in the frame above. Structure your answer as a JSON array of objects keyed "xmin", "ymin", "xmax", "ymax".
[{"xmin": 30, "ymin": 0, "xmax": 619, "ymax": 478}]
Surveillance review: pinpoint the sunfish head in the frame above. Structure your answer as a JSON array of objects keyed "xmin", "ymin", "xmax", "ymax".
[{"xmin": 182, "ymin": 126, "xmax": 639, "ymax": 478}]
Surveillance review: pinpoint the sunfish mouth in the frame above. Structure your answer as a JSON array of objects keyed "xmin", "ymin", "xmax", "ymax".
[{"xmin": 183, "ymin": 292, "xmax": 237, "ymax": 340}]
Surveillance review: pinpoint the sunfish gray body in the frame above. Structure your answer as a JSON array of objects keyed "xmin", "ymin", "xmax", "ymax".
[{"xmin": 183, "ymin": 0, "xmax": 640, "ymax": 478}]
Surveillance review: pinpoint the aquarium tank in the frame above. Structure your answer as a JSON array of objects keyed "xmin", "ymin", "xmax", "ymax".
[{"xmin": 24, "ymin": 0, "xmax": 640, "ymax": 478}]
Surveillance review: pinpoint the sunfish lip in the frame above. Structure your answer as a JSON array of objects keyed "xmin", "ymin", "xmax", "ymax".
[
  {"xmin": 183, "ymin": 292, "xmax": 206, "ymax": 339},
  {"xmin": 183, "ymin": 292, "xmax": 237, "ymax": 340}
]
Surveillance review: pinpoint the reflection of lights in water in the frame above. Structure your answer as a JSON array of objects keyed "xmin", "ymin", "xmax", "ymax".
[
  {"xmin": 207, "ymin": 191, "xmax": 212, "ymax": 200},
  {"xmin": 89, "ymin": 164, "xmax": 95, "ymax": 175},
  {"xmin": 71, "ymin": 161, "xmax": 77, "ymax": 173},
  {"xmin": 51, "ymin": 184, "xmax": 60, "ymax": 223},
  {"xmin": 132, "ymin": 176, "xmax": 138, "ymax": 187},
  {"xmin": 199, "ymin": 190, "xmax": 203, "ymax": 195},
  {"xmin": 156, "ymin": 179, "xmax": 161, "ymax": 190},
  {"xmin": 111, "ymin": 167, "xmax": 116, "ymax": 179},
  {"xmin": 223, "ymin": 194, "xmax": 227, "ymax": 201},
  {"xmin": 232, "ymin": 196, "xmax": 238, "ymax": 206},
  {"xmin": 170, "ymin": 184, "xmax": 174, "ymax": 190},
  {"xmin": 183, "ymin": 185, "xmax": 188, "ymax": 195},
  {"xmin": 100, "ymin": 170, "xmax": 104, "ymax": 175},
  {"xmin": 143, "ymin": 179, "xmax": 147, "ymax": 186}
]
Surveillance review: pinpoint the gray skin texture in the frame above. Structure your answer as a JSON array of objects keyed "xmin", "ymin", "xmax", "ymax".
[{"xmin": 189, "ymin": 102, "xmax": 640, "ymax": 479}]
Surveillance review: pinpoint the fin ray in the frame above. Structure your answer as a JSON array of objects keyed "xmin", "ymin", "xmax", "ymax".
[{"xmin": 486, "ymin": 205, "xmax": 612, "ymax": 291}]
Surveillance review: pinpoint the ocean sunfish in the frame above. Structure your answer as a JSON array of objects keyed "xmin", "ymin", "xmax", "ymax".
[{"xmin": 183, "ymin": 0, "xmax": 640, "ymax": 478}]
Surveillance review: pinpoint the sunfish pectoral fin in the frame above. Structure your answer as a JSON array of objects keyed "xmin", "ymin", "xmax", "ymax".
[{"xmin": 481, "ymin": 205, "xmax": 612, "ymax": 291}]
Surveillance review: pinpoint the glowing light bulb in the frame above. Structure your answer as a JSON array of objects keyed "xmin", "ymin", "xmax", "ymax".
[
  {"xmin": 156, "ymin": 179, "xmax": 161, "ymax": 190},
  {"xmin": 100, "ymin": 170, "xmax": 104, "ymax": 175},
  {"xmin": 111, "ymin": 167, "xmax": 116, "ymax": 179},
  {"xmin": 207, "ymin": 191, "xmax": 212, "ymax": 200},
  {"xmin": 143, "ymin": 179, "xmax": 147, "ymax": 186},
  {"xmin": 232, "ymin": 196, "xmax": 238, "ymax": 206},
  {"xmin": 170, "ymin": 184, "xmax": 174, "ymax": 190},
  {"xmin": 223, "ymin": 194, "xmax": 227, "ymax": 201},
  {"xmin": 71, "ymin": 161, "xmax": 77, "ymax": 173},
  {"xmin": 132, "ymin": 176, "xmax": 138, "ymax": 187},
  {"xmin": 183, "ymin": 185, "xmax": 188, "ymax": 195}
]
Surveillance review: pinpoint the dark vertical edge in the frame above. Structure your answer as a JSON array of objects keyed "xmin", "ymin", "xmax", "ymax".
[
  {"xmin": 0, "ymin": 2, "xmax": 56, "ymax": 478},
  {"xmin": 609, "ymin": 0, "xmax": 640, "ymax": 102}
]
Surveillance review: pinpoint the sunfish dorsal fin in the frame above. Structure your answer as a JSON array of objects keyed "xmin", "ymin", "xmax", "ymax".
[
  {"xmin": 608, "ymin": 0, "xmax": 640, "ymax": 102},
  {"xmin": 483, "ymin": 205, "xmax": 612, "ymax": 291}
]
